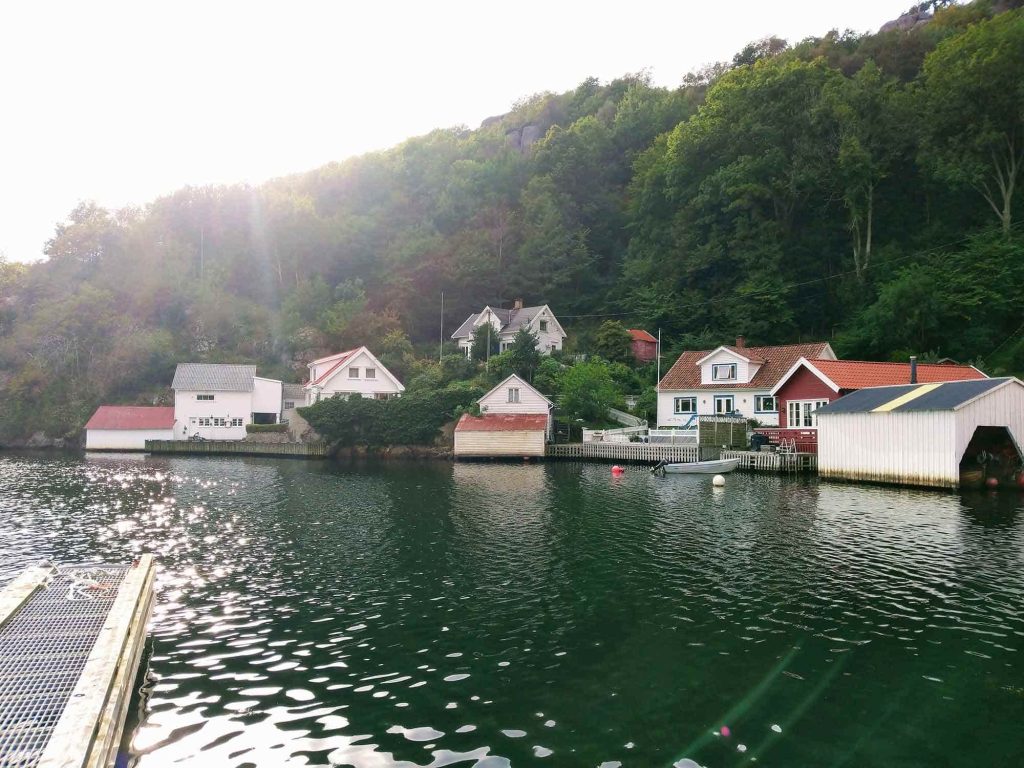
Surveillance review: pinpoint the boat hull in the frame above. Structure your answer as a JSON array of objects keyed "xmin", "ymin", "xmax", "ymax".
[{"xmin": 661, "ymin": 458, "xmax": 741, "ymax": 474}]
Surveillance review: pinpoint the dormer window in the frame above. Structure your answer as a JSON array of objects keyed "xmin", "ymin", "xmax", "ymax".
[{"xmin": 712, "ymin": 363, "xmax": 737, "ymax": 381}]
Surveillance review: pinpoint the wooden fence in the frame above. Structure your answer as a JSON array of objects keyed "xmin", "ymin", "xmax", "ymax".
[
  {"xmin": 721, "ymin": 449, "xmax": 818, "ymax": 472},
  {"xmin": 546, "ymin": 442, "xmax": 701, "ymax": 464},
  {"xmin": 145, "ymin": 440, "xmax": 330, "ymax": 458}
]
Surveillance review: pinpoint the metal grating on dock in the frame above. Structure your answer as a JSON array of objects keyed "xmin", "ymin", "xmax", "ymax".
[{"xmin": 0, "ymin": 562, "xmax": 152, "ymax": 768}]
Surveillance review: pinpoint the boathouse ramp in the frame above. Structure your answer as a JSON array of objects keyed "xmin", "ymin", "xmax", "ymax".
[
  {"xmin": 0, "ymin": 555, "xmax": 155, "ymax": 768},
  {"xmin": 817, "ymin": 377, "xmax": 1024, "ymax": 489}
]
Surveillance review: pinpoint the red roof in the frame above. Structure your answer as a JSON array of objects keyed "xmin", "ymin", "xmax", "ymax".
[
  {"xmin": 85, "ymin": 406, "xmax": 175, "ymax": 431},
  {"xmin": 660, "ymin": 342, "xmax": 832, "ymax": 390},
  {"xmin": 629, "ymin": 329, "xmax": 657, "ymax": 343},
  {"xmin": 809, "ymin": 359, "xmax": 985, "ymax": 390},
  {"xmin": 455, "ymin": 413, "xmax": 549, "ymax": 432},
  {"xmin": 311, "ymin": 349, "xmax": 359, "ymax": 385}
]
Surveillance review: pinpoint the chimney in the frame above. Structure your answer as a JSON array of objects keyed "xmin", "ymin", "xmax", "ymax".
[
  {"xmin": 736, "ymin": 335, "xmax": 745, "ymax": 349},
  {"xmin": 910, "ymin": 355, "xmax": 918, "ymax": 384},
  {"xmin": 513, "ymin": 298, "xmax": 524, "ymax": 310}
]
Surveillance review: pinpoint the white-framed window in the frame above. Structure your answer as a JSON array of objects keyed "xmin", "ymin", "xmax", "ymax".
[
  {"xmin": 539, "ymin": 320, "xmax": 548, "ymax": 332},
  {"xmin": 349, "ymin": 367, "xmax": 359, "ymax": 378},
  {"xmin": 198, "ymin": 417, "xmax": 212, "ymax": 427},
  {"xmin": 787, "ymin": 399, "xmax": 830, "ymax": 428},
  {"xmin": 230, "ymin": 417, "xmax": 243, "ymax": 427},
  {"xmin": 365, "ymin": 367, "xmax": 376, "ymax": 379},
  {"xmin": 283, "ymin": 401, "xmax": 295, "ymax": 410},
  {"xmin": 755, "ymin": 395, "xmax": 776, "ymax": 412},
  {"xmin": 508, "ymin": 387, "xmax": 520, "ymax": 403},
  {"xmin": 674, "ymin": 396, "xmax": 697, "ymax": 414},
  {"xmin": 197, "ymin": 394, "xmax": 214, "ymax": 401},
  {"xmin": 212, "ymin": 417, "xmax": 226, "ymax": 427},
  {"xmin": 714, "ymin": 395, "xmax": 735, "ymax": 414},
  {"xmin": 712, "ymin": 363, "xmax": 737, "ymax": 381}
]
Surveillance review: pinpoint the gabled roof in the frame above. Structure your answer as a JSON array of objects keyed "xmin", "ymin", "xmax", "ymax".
[
  {"xmin": 660, "ymin": 342, "xmax": 833, "ymax": 391},
  {"xmin": 310, "ymin": 349, "xmax": 358, "ymax": 366},
  {"xmin": 307, "ymin": 349, "xmax": 360, "ymax": 386},
  {"xmin": 451, "ymin": 304, "xmax": 564, "ymax": 339},
  {"xmin": 478, "ymin": 374, "xmax": 553, "ymax": 406},
  {"xmin": 771, "ymin": 357, "xmax": 986, "ymax": 395},
  {"xmin": 817, "ymin": 377, "xmax": 1017, "ymax": 415},
  {"xmin": 85, "ymin": 406, "xmax": 175, "ymax": 431},
  {"xmin": 455, "ymin": 413, "xmax": 549, "ymax": 432},
  {"xmin": 282, "ymin": 383, "xmax": 306, "ymax": 401},
  {"xmin": 629, "ymin": 329, "xmax": 657, "ymax": 343},
  {"xmin": 172, "ymin": 363, "xmax": 256, "ymax": 392},
  {"xmin": 695, "ymin": 345, "xmax": 767, "ymax": 365},
  {"xmin": 305, "ymin": 346, "xmax": 405, "ymax": 391}
]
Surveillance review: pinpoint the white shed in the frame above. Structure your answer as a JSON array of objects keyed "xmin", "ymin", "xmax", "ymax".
[
  {"xmin": 817, "ymin": 377, "xmax": 1024, "ymax": 489},
  {"xmin": 454, "ymin": 374, "xmax": 553, "ymax": 458},
  {"xmin": 84, "ymin": 406, "xmax": 176, "ymax": 451}
]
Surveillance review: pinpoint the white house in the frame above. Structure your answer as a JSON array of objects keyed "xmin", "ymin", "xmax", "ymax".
[
  {"xmin": 172, "ymin": 363, "xmax": 283, "ymax": 440},
  {"xmin": 84, "ymin": 406, "xmax": 176, "ymax": 451},
  {"xmin": 304, "ymin": 347, "xmax": 405, "ymax": 405},
  {"xmin": 451, "ymin": 299, "xmax": 566, "ymax": 357},
  {"xmin": 454, "ymin": 374, "xmax": 553, "ymax": 458},
  {"xmin": 657, "ymin": 338, "xmax": 835, "ymax": 428},
  {"xmin": 817, "ymin": 377, "xmax": 1024, "ymax": 489}
]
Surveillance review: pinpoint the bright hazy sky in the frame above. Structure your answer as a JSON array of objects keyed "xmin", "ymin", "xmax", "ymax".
[{"xmin": 1, "ymin": 0, "xmax": 911, "ymax": 263}]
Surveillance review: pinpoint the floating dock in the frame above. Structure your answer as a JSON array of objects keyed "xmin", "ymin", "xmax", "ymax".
[
  {"xmin": 145, "ymin": 439, "xmax": 329, "ymax": 458},
  {"xmin": 0, "ymin": 555, "xmax": 155, "ymax": 768}
]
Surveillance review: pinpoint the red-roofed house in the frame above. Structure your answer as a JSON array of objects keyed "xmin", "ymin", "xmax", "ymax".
[
  {"xmin": 629, "ymin": 329, "xmax": 658, "ymax": 364},
  {"xmin": 84, "ymin": 406, "xmax": 176, "ymax": 451},
  {"xmin": 455, "ymin": 374, "xmax": 553, "ymax": 457},
  {"xmin": 770, "ymin": 357, "xmax": 987, "ymax": 431},
  {"xmin": 305, "ymin": 346, "xmax": 405, "ymax": 405},
  {"xmin": 657, "ymin": 337, "xmax": 836, "ymax": 428}
]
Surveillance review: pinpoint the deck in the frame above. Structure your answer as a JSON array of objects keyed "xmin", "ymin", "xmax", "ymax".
[
  {"xmin": 546, "ymin": 443, "xmax": 702, "ymax": 464},
  {"xmin": 145, "ymin": 440, "xmax": 330, "ymax": 458},
  {"xmin": 721, "ymin": 449, "xmax": 818, "ymax": 472},
  {"xmin": 0, "ymin": 555, "xmax": 155, "ymax": 768}
]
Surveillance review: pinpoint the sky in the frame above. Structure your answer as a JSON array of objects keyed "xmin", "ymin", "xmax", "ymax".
[{"xmin": 0, "ymin": 0, "xmax": 912, "ymax": 263}]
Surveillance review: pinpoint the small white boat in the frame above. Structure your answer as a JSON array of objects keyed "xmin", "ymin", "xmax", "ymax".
[{"xmin": 652, "ymin": 458, "xmax": 741, "ymax": 475}]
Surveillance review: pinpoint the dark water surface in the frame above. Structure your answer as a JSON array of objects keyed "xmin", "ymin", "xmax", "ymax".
[{"xmin": 1, "ymin": 453, "xmax": 1023, "ymax": 767}]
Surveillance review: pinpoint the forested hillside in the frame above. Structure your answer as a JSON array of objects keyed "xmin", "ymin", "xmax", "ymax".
[{"xmin": 1, "ymin": 0, "xmax": 1023, "ymax": 443}]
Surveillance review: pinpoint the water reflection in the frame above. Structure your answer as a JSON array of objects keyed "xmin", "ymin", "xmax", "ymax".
[{"xmin": 1, "ymin": 455, "xmax": 1023, "ymax": 767}]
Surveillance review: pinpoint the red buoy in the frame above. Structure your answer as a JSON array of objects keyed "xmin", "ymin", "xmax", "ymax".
[
  {"xmin": 986, "ymin": 476, "xmax": 999, "ymax": 489},
  {"xmin": 611, "ymin": 465, "xmax": 624, "ymax": 475}
]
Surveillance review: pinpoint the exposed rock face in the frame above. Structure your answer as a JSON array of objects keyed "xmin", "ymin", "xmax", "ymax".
[
  {"xmin": 505, "ymin": 124, "xmax": 542, "ymax": 153},
  {"xmin": 0, "ymin": 431, "xmax": 68, "ymax": 450},
  {"xmin": 879, "ymin": 8, "xmax": 932, "ymax": 33}
]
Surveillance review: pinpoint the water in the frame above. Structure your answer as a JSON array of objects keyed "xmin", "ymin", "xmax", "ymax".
[{"xmin": 1, "ymin": 453, "xmax": 1023, "ymax": 767}]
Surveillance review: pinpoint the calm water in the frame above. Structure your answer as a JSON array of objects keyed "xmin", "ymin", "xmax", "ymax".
[{"xmin": 1, "ymin": 454, "xmax": 1023, "ymax": 767}]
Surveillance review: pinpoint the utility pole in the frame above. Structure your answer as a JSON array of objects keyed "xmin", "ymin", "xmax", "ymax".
[
  {"xmin": 439, "ymin": 292, "xmax": 444, "ymax": 363},
  {"xmin": 486, "ymin": 323, "xmax": 491, "ymax": 372},
  {"xmin": 199, "ymin": 226, "xmax": 205, "ymax": 280}
]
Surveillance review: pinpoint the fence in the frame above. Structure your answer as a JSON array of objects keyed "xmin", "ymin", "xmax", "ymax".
[
  {"xmin": 546, "ymin": 442, "xmax": 701, "ymax": 464},
  {"xmin": 582, "ymin": 425, "xmax": 649, "ymax": 443},
  {"xmin": 721, "ymin": 449, "xmax": 818, "ymax": 472},
  {"xmin": 698, "ymin": 415, "xmax": 749, "ymax": 449},
  {"xmin": 754, "ymin": 427, "xmax": 819, "ymax": 453},
  {"xmin": 648, "ymin": 428, "xmax": 698, "ymax": 446},
  {"xmin": 145, "ymin": 440, "xmax": 330, "ymax": 458}
]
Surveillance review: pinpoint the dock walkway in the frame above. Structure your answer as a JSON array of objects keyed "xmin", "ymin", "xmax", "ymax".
[
  {"xmin": 721, "ymin": 449, "xmax": 818, "ymax": 472},
  {"xmin": 0, "ymin": 555, "xmax": 155, "ymax": 768},
  {"xmin": 145, "ymin": 439, "xmax": 329, "ymax": 458}
]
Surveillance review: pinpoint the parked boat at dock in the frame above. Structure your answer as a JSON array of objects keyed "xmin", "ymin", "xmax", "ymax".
[{"xmin": 651, "ymin": 457, "xmax": 741, "ymax": 474}]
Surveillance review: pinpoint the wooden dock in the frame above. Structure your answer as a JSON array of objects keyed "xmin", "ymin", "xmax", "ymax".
[
  {"xmin": 721, "ymin": 449, "xmax": 818, "ymax": 472},
  {"xmin": 145, "ymin": 439, "xmax": 329, "ymax": 458},
  {"xmin": 0, "ymin": 555, "xmax": 156, "ymax": 768},
  {"xmin": 546, "ymin": 442, "xmax": 702, "ymax": 464}
]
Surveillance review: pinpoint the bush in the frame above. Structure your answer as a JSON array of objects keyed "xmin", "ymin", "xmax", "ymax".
[
  {"xmin": 246, "ymin": 423, "xmax": 289, "ymax": 433},
  {"xmin": 298, "ymin": 384, "xmax": 484, "ymax": 446}
]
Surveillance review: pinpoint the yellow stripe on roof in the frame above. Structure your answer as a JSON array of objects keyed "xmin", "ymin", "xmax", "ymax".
[{"xmin": 871, "ymin": 383, "xmax": 942, "ymax": 412}]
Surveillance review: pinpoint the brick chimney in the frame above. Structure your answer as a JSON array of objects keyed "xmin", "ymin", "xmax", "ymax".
[
  {"xmin": 513, "ymin": 298, "xmax": 524, "ymax": 310},
  {"xmin": 736, "ymin": 335, "xmax": 746, "ymax": 349}
]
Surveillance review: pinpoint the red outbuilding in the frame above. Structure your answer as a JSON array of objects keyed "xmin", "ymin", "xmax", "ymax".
[{"xmin": 628, "ymin": 329, "xmax": 658, "ymax": 364}]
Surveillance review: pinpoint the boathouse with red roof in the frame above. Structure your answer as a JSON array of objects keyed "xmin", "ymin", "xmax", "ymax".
[{"xmin": 84, "ymin": 406, "xmax": 176, "ymax": 451}]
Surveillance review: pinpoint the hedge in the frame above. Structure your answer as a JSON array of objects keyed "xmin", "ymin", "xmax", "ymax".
[{"xmin": 246, "ymin": 423, "xmax": 290, "ymax": 433}]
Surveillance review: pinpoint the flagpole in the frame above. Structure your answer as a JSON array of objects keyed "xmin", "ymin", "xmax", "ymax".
[{"xmin": 439, "ymin": 292, "xmax": 444, "ymax": 363}]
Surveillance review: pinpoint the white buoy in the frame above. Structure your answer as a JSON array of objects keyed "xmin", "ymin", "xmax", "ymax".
[{"xmin": 712, "ymin": 474, "xmax": 726, "ymax": 487}]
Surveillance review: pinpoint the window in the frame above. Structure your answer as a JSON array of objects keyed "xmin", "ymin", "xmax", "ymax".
[
  {"xmin": 197, "ymin": 394, "xmax": 214, "ymax": 401},
  {"xmin": 539, "ymin": 320, "xmax": 548, "ymax": 332},
  {"xmin": 508, "ymin": 387, "xmax": 520, "ymax": 403},
  {"xmin": 755, "ymin": 395, "xmax": 776, "ymax": 412},
  {"xmin": 787, "ymin": 399, "xmax": 830, "ymax": 428},
  {"xmin": 365, "ymin": 367, "xmax": 376, "ymax": 379},
  {"xmin": 712, "ymin": 363, "xmax": 737, "ymax": 381},
  {"xmin": 374, "ymin": 393, "xmax": 389, "ymax": 400},
  {"xmin": 349, "ymin": 367, "xmax": 359, "ymax": 378},
  {"xmin": 230, "ymin": 418, "xmax": 243, "ymax": 427},
  {"xmin": 283, "ymin": 401, "xmax": 295, "ymax": 410},
  {"xmin": 674, "ymin": 397, "xmax": 697, "ymax": 414},
  {"xmin": 212, "ymin": 417, "xmax": 226, "ymax": 427},
  {"xmin": 714, "ymin": 396, "xmax": 735, "ymax": 414},
  {"xmin": 198, "ymin": 417, "xmax": 212, "ymax": 427}
]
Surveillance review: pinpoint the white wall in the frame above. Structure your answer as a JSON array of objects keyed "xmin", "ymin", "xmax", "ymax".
[
  {"xmin": 656, "ymin": 389, "xmax": 779, "ymax": 427},
  {"xmin": 174, "ymin": 390, "xmax": 252, "ymax": 440},
  {"xmin": 955, "ymin": 382, "xmax": 1024, "ymax": 464},
  {"xmin": 455, "ymin": 430, "xmax": 545, "ymax": 457},
  {"xmin": 315, "ymin": 349, "xmax": 404, "ymax": 400},
  {"xmin": 86, "ymin": 428, "xmax": 174, "ymax": 451},
  {"xmin": 480, "ymin": 380, "xmax": 550, "ymax": 415},
  {"xmin": 253, "ymin": 377, "xmax": 283, "ymax": 417}
]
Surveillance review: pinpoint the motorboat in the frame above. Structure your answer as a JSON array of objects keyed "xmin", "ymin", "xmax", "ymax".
[{"xmin": 651, "ymin": 458, "xmax": 741, "ymax": 475}]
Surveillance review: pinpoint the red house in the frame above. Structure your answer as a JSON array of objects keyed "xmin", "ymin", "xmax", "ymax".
[
  {"xmin": 629, "ymin": 329, "xmax": 657, "ymax": 363},
  {"xmin": 763, "ymin": 357, "xmax": 987, "ymax": 451}
]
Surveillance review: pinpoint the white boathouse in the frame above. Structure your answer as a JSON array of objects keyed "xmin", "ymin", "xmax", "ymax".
[
  {"xmin": 454, "ymin": 374, "xmax": 553, "ymax": 458},
  {"xmin": 817, "ymin": 377, "xmax": 1024, "ymax": 489}
]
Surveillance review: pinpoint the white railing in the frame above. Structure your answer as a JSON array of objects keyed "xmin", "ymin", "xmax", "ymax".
[{"xmin": 647, "ymin": 428, "xmax": 698, "ymax": 445}]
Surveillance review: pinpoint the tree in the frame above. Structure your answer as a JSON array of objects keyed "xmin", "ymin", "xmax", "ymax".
[
  {"xmin": 558, "ymin": 360, "xmax": 620, "ymax": 423},
  {"xmin": 919, "ymin": 11, "xmax": 1024, "ymax": 235},
  {"xmin": 506, "ymin": 327, "xmax": 542, "ymax": 381},
  {"xmin": 593, "ymin": 320, "xmax": 632, "ymax": 363},
  {"xmin": 470, "ymin": 322, "xmax": 498, "ymax": 361}
]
